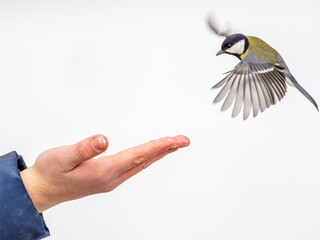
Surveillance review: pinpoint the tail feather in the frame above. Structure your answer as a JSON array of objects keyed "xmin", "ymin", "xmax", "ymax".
[{"xmin": 288, "ymin": 75, "xmax": 318, "ymax": 111}]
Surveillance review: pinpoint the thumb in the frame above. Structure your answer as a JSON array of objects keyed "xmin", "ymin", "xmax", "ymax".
[{"xmin": 61, "ymin": 134, "xmax": 108, "ymax": 171}]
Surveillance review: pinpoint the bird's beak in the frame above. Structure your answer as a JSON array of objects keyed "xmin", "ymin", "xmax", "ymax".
[{"xmin": 216, "ymin": 50, "xmax": 225, "ymax": 56}]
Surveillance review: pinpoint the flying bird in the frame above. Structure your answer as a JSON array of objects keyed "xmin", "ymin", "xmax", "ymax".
[{"xmin": 208, "ymin": 15, "xmax": 318, "ymax": 120}]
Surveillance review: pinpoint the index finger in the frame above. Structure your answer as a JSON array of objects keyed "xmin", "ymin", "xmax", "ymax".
[{"xmin": 110, "ymin": 135, "xmax": 190, "ymax": 175}]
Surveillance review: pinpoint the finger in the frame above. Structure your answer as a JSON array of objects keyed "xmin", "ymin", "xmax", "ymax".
[
  {"xmin": 110, "ymin": 147, "xmax": 179, "ymax": 191},
  {"xmin": 110, "ymin": 135, "xmax": 190, "ymax": 175},
  {"xmin": 60, "ymin": 134, "xmax": 108, "ymax": 171}
]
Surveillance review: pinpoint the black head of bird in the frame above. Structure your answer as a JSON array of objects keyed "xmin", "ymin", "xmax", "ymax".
[{"xmin": 216, "ymin": 34, "xmax": 249, "ymax": 60}]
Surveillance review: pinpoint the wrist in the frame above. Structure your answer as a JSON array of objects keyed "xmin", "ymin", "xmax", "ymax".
[{"xmin": 20, "ymin": 166, "xmax": 57, "ymax": 213}]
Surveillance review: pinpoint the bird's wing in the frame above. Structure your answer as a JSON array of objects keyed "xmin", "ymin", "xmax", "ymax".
[
  {"xmin": 207, "ymin": 14, "xmax": 231, "ymax": 38},
  {"xmin": 212, "ymin": 61, "xmax": 287, "ymax": 120}
]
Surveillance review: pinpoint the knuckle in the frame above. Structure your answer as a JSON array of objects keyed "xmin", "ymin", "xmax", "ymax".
[
  {"xmin": 138, "ymin": 161, "xmax": 150, "ymax": 171},
  {"xmin": 132, "ymin": 156, "xmax": 147, "ymax": 168},
  {"xmin": 126, "ymin": 147, "xmax": 148, "ymax": 168}
]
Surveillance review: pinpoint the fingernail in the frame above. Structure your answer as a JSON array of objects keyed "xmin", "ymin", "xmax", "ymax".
[
  {"xmin": 181, "ymin": 138, "xmax": 190, "ymax": 147},
  {"xmin": 92, "ymin": 135, "xmax": 107, "ymax": 151}
]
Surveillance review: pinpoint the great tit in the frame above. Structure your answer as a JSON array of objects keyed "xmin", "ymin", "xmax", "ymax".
[{"xmin": 208, "ymin": 20, "xmax": 318, "ymax": 120}]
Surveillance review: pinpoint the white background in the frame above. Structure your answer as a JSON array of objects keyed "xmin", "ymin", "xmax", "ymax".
[{"xmin": 1, "ymin": 0, "xmax": 320, "ymax": 239}]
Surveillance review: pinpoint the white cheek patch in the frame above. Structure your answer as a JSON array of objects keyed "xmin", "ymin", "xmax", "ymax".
[{"xmin": 226, "ymin": 39, "xmax": 245, "ymax": 55}]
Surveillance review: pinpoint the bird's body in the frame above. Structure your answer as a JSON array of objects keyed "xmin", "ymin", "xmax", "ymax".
[
  {"xmin": 213, "ymin": 33, "xmax": 318, "ymax": 120},
  {"xmin": 240, "ymin": 36, "xmax": 278, "ymax": 63}
]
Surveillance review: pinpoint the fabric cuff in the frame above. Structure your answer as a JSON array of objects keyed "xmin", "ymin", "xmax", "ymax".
[{"xmin": 0, "ymin": 151, "xmax": 50, "ymax": 240}]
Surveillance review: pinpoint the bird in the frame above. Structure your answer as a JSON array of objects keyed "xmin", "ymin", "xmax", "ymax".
[{"xmin": 208, "ymin": 16, "xmax": 318, "ymax": 120}]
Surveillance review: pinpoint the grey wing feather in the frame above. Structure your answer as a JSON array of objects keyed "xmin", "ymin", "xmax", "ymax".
[
  {"xmin": 232, "ymin": 73, "xmax": 244, "ymax": 118},
  {"xmin": 212, "ymin": 56, "xmax": 287, "ymax": 120},
  {"xmin": 207, "ymin": 14, "xmax": 231, "ymax": 38},
  {"xmin": 221, "ymin": 73, "xmax": 241, "ymax": 111},
  {"xmin": 248, "ymin": 71, "xmax": 260, "ymax": 117}
]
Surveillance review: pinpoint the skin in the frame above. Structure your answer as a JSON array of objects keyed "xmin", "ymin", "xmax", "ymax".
[{"xmin": 20, "ymin": 134, "xmax": 190, "ymax": 213}]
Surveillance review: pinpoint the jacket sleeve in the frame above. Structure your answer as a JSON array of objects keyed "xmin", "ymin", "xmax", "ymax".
[{"xmin": 0, "ymin": 151, "xmax": 50, "ymax": 240}]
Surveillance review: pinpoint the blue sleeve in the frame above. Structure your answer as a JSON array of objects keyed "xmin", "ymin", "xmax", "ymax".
[{"xmin": 0, "ymin": 151, "xmax": 50, "ymax": 240}]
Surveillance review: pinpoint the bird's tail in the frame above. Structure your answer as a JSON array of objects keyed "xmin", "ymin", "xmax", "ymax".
[{"xmin": 287, "ymin": 75, "xmax": 318, "ymax": 111}]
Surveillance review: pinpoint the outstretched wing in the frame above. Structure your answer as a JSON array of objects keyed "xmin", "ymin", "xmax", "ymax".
[
  {"xmin": 207, "ymin": 14, "xmax": 232, "ymax": 38},
  {"xmin": 212, "ymin": 61, "xmax": 287, "ymax": 120}
]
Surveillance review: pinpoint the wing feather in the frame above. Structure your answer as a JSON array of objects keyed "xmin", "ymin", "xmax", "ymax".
[
  {"xmin": 268, "ymin": 70, "xmax": 284, "ymax": 101},
  {"xmin": 253, "ymin": 70, "xmax": 271, "ymax": 108},
  {"xmin": 232, "ymin": 71, "xmax": 245, "ymax": 118},
  {"xmin": 221, "ymin": 69, "xmax": 241, "ymax": 111},
  {"xmin": 213, "ymin": 68, "xmax": 241, "ymax": 103},
  {"xmin": 253, "ymin": 76, "xmax": 267, "ymax": 112},
  {"xmin": 243, "ymin": 67, "xmax": 252, "ymax": 120},
  {"xmin": 212, "ymin": 59, "xmax": 288, "ymax": 119},
  {"xmin": 262, "ymin": 63, "xmax": 284, "ymax": 102},
  {"xmin": 212, "ymin": 73, "xmax": 233, "ymax": 89},
  {"xmin": 254, "ymin": 64, "xmax": 276, "ymax": 105},
  {"xmin": 248, "ymin": 71, "xmax": 260, "ymax": 117},
  {"xmin": 271, "ymin": 69, "xmax": 287, "ymax": 95}
]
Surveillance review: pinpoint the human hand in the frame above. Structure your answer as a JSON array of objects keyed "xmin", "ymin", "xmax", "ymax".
[{"xmin": 20, "ymin": 134, "xmax": 190, "ymax": 213}]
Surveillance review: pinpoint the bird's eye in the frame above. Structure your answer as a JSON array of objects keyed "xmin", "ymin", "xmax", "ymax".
[{"xmin": 227, "ymin": 44, "xmax": 232, "ymax": 48}]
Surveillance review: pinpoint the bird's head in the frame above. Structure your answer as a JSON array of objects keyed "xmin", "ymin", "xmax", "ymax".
[{"xmin": 216, "ymin": 34, "xmax": 249, "ymax": 60}]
